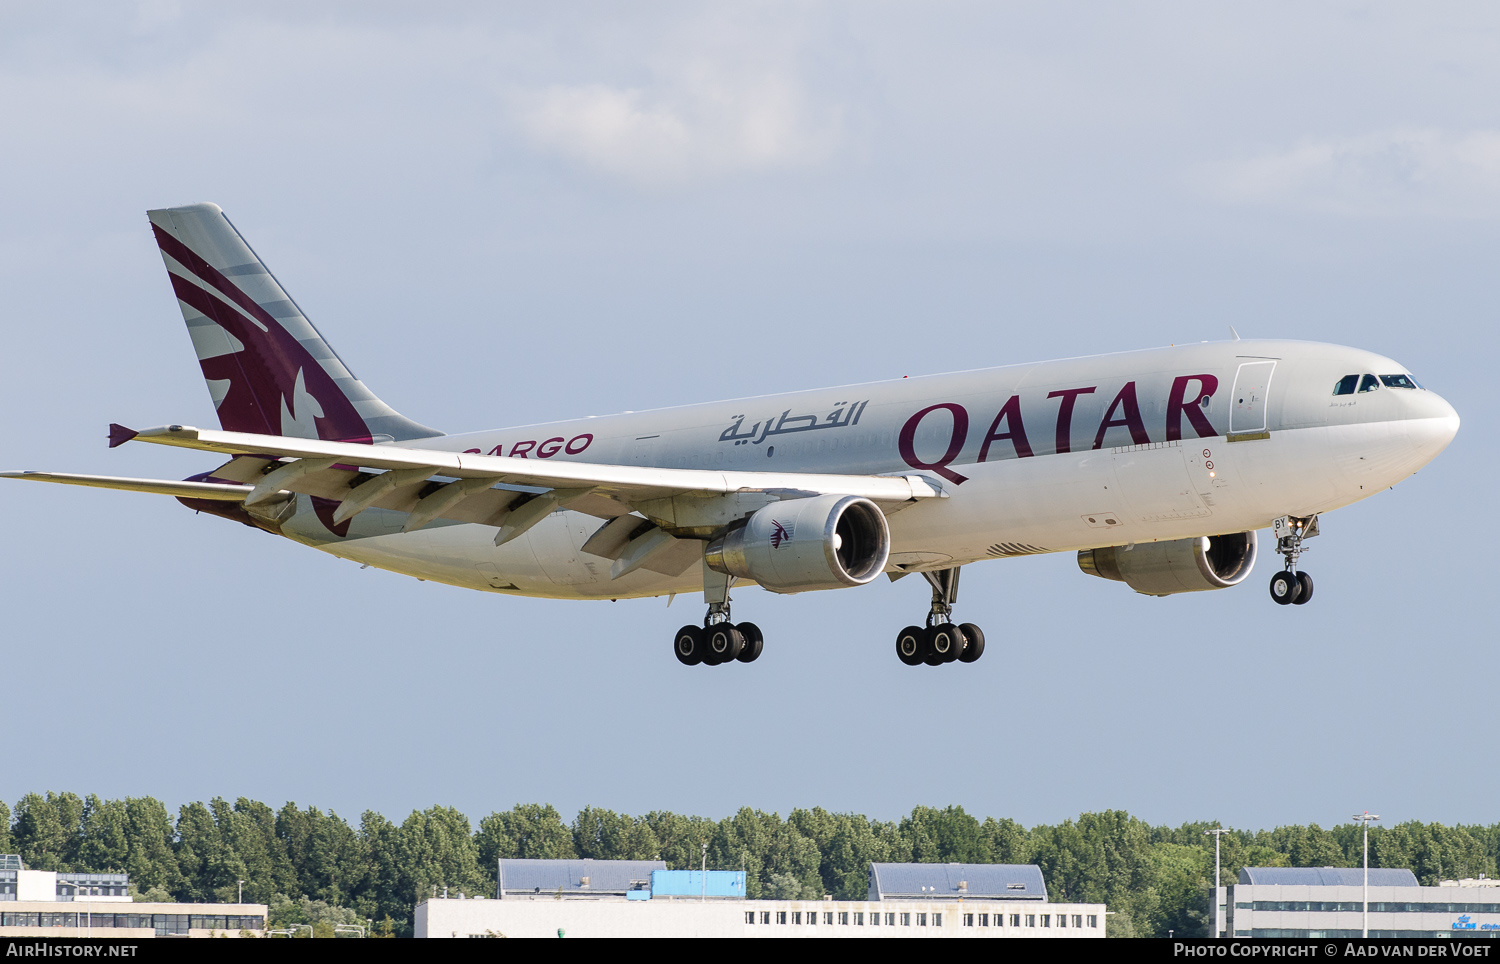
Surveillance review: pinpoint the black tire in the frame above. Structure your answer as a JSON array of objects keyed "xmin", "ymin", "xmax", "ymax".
[
  {"xmin": 958, "ymin": 623, "xmax": 985, "ymax": 662},
  {"xmin": 705, "ymin": 623, "xmax": 744, "ymax": 664},
  {"xmin": 1293, "ymin": 571, "xmax": 1314, "ymax": 605},
  {"xmin": 926, "ymin": 624, "xmax": 960, "ymax": 665},
  {"xmin": 896, "ymin": 625, "xmax": 926, "ymax": 666},
  {"xmin": 735, "ymin": 622, "xmax": 764, "ymax": 663},
  {"xmin": 674, "ymin": 625, "xmax": 705, "ymax": 665},
  {"xmin": 1269, "ymin": 570, "xmax": 1301, "ymax": 605}
]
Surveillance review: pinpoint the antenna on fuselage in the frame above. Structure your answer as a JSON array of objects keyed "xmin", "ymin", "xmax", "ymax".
[{"xmin": 1228, "ymin": 325, "xmax": 1242, "ymax": 341}]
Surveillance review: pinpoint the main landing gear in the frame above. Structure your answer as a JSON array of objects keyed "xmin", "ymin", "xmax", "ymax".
[
  {"xmin": 674, "ymin": 565, "xmax": 763, "ymax": 667},
  {"xmin": 895, "ymin": 567, "xmax": 986, "ymax": 667},
  {"xmin": 1268, "ymin": 514, "xmax": 1318, "ymax": 606}
]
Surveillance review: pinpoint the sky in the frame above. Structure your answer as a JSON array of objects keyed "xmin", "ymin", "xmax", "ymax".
[{"xmin": 1, "ymin": 2, "xmax": 1495, "ymax": 835}]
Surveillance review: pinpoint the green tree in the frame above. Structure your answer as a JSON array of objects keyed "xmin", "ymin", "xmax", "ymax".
[
  {"xmin": 12, "ymin": 792, "xmax": 84, "ymax": 871},
  {"xmin": 476, "ymin": 804, "xmax": 576, "ymax": 873}
]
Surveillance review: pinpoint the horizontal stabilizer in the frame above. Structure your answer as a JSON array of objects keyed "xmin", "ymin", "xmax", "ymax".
[{"xmin": 0, "ymin": 471, "xmax": 251, "ymax": 501}]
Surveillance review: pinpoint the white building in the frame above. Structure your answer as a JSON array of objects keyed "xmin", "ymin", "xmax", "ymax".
[
  {"xmin": 1227, "ymin": 867, "xmax": 1500, "ymax": 939},
  {"xmin": 417, "ymin": 859, "xmax": 1103, "ymax": 938},
  {"xmin": 0, "ymin": 855, "xmax": 266, "ymax": 939}
]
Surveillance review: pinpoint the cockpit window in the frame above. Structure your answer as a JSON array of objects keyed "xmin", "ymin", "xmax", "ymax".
[
  {"xmin": 1379, "ymin": 374, "xmax": 1418, "ymax": 390},
  {"xmin": 1333, "ymin": 375, "xmax": 1359, "ymax": 396},
  {"xmin": 1358, "ymin": 374, "xmax": 1380, "ymax": 393}
]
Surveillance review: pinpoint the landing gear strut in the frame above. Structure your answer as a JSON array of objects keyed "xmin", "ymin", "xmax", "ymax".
[
  {"xmin": 674, "ymin": 560, "xmax": 763, "ymax": 667},
  {"xmin": 1269, "ymin": 515, "xmax": 1318, "ymax": 606},
  {"xmin": 895, "ymin": 566, "xmax": 985, "ymax": 666}
]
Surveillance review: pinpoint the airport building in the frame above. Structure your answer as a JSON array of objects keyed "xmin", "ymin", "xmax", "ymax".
[
  {"xmin": 1210, "ymin": 867, "xmax": 1500, "ymax": 939},
  {"xmin": 417, "ymin": 859, "xmax": 1104, "ymax": 938},
  {"xmin": 0, "ymin": 854, "xmax": 267, "ymax": 938}
]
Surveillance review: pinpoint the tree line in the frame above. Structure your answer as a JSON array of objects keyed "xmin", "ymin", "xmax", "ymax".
[{"xmin": 2, "ymin": 793, "xmax": 1495, "ymax": 937}]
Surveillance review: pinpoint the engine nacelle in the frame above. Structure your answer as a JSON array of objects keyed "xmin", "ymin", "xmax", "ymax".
[
  {"xmin": 705, "ymin": 495, "xmax": 890, "ymax": 594},
  {"xmin": 1077, "ymin": 531, "xmax": 1257, "ymax": 596}
]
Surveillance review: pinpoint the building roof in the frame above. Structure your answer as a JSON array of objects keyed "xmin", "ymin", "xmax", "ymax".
[
  {"xmin": 1238, "ymin": 867, "xmax": 1419, "ymax": 887},
  {"xmin": 868, "ymin": 863, "xmax": 1047, "ymax": 901},
  {"xmin": 497, "ymin": 859, "xmax": 666, "ymax": 896}
]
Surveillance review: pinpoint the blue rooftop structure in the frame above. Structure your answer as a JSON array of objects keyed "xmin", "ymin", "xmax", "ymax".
[
  {"xmin": 1237, "ymin": 867, "xmax": 1419, "ymax": 887},
  {"xmin": 867, "ymin": 863, "xmax": 1048, "ymax": 901}
]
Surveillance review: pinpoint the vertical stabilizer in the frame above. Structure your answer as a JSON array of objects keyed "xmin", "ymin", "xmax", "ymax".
[{"xmin": 147, "ymin": 203, "xmax": 442, "ymax": 443}]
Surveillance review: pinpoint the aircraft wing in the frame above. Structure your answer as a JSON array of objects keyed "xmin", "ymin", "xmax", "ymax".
[{"xmin": 9, "ymin": 425, "xmax": 945, "ymax": 553}]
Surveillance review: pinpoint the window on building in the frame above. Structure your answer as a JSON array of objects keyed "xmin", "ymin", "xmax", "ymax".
[
  {"xmin": 1011, "ymin": 914, "xmax": 1021, "ymax": 927},
  {"xmin": 964, "ymin": 913, "xmax": 974, "ymax": 927},
  {"xmin": 761, "ymin": 911, "xmax": 770, "ymax": 924},
  {"xmin": 933, "ymin": 913, "xmax": 942, "ymax": 926},
  {"xmin": 1058, "ymin": 913, "xmax": 1067, "ymax": 927},
  {"xmin": 900, "ymin": 913, "xmax": 910, "ymax": 926},
  {"xmin": 886, "ymin": 913, "xmax": 895, "ymax": 926},
  {"xmin": 746, "ymin": 912, "xmax": 755, "ymax": 924},
  {"xmin": 1088, "ymin": 915, "xmax": 1099, "ymax": 928},
  {"xmin": 824, "ymin": 912, "xmax": 833, "ymax": 925},
  {"xmin": 1026, "ymin": 914, "xmax": 1036, "ymax": 928},
  {"xmin": 776, "ymin": 911, "xmax": 786, "ymax": 924},
  {"xmin": 917, "ymin": 913, "xmax": 927, "ymax": 926},
  {"xmin": 979, "ymin": 913, "xmax": 989, "ymax": 927},
  {"xmin": 792, "ymin": 912, "xmax": 801, "ymax": 925},
  {"xmin": 1073, "ymin": 914, "xmax": 1083, "ymax": 928},
  {"xmin": 854, "ymin": 912, "xmax": 864, "ymax": 925},
  {"xmin": 870, "ymin": 912, "xmax": 879, "ymax": 926},
  {"xmin": 838, "ymin": 912, "xmax": 848, "ymax": 925},
  {"xmin": 1041, "ymin": 914, "xmax": 1051, "ymax": 927}
]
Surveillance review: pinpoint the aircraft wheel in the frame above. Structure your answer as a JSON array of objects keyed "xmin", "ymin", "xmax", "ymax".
[
  {"xmin": 896, "ymin": 625, "xmax": 926, "ymax": 666},
  {"xmin": 1269, "ymin": 571, "xmax": 1301, "ymax": 606},
  {"xmin": 705, "ymin": 623, "xmax": 743, "ymax": 665},
  {"xmin": 674, "ymin": 625, "xmax": 705, "ymax": 665},
  {"xmin": 958, "ymin": 623, "xmax": 985, "ymax": 663},
  {"xmin": 1292, "ymin": 571, "xmax": 1314, "ymax": 605},
  {"xmin": 927, "ymin": 624, "xmax": 961, "ymax": 664},
  {"xmin": 735, "ymin": 622, "xmax": 764, "ymax": 663}
]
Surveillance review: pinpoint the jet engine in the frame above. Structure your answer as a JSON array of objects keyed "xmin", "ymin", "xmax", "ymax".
[
  {"xmin": 706, "ymin": 494, "xmax": 890, "ymax": 593},
  {"xmin": 1077, "ymin": 531, "xmax": 1257, "ymax": 596}
]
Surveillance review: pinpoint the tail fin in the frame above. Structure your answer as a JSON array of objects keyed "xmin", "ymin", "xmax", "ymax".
[{"xmin": 147, "ymin": 203, "xmax": 442, "ymax": 443}]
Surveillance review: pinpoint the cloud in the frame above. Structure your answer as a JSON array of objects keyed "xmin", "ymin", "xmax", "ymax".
[
  {"xmin": 509, "ymin": 63, "xmax": 840, "ymax": 186},
  {"xmin": 1201, "ymin": 129, "xmax": 1500, "ymax": 217}
]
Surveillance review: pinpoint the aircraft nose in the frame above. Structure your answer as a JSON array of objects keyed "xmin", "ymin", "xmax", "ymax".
[{"xmin": 1406, "ymin": 391, "xmax": 1460, "ymax": 461}]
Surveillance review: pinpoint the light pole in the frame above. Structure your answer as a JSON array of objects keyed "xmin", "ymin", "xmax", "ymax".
[
  {"xmin": 1353, "ymin": 812, "xmax": 1380, "ymax": 939},
  {"xmin": 1204, "ymin": 827, "xmax": 1231, "ymax": 938},
  {"xmin": 700, "ymin": 842, "xmax": 708, "ymax": 903},
  {"xmin": 238, "ymin": 880, "xmax": 245, "ymax": 904}
]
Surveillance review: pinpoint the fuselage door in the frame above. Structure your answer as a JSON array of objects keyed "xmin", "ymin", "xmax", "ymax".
[{"xmin": 1229, "ymin": 360, "xmax": 1277, "ymax": 436}]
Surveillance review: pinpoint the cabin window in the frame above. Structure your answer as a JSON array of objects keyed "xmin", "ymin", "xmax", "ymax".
[
  {"xmin": 1380, "ymin": 374, "xmax": 1418, "ymax": 389},
  {"xmin": 1358, "ymin": 374, "xmax": 1380, "ymax": 393},
  {"xmin": 1333, "ymin": 375, "xmax": 1359, "ymax": 395}
]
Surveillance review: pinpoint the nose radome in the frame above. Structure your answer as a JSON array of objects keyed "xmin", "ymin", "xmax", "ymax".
[{"xmin": 1406, "ymin": 391, "xmax": 1459, "ymax": 461}]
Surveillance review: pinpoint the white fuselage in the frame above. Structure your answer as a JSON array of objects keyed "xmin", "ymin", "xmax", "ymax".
[{"xmin": 281, "ymin": 339, "xmax": 1458, "ymax": 600}]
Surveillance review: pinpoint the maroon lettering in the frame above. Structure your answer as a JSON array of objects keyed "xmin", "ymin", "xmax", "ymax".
[
  {"xmin": 565, "ymin": 434, "xmax": 593, "ymax": 455},
  {"xmin": 1092, "ymin": 381, "xmax": 1151, "ymax": 449},
  {"xmin": 486, "ymin": 445, "xmax": 504, "ymax": 456},
  {"xmin": 1046, "ymin": 387, "xmax": 1096, "ymax": 454},
  {"xmin": 510, "ymin": 440, "xmax": 536, "ymax": 458},
  {"xmin": 464, "ymin": 448, "xmax": 482, "ymax": 454},
  {"xmin": 898, "ymin": 403, "xmax": 970, "ymax": 484},
  {"xmin": 537, "ymin": 437, "xmax": 565, "ymax": 458},
  {"xmin": 1166, "ymin": 374, "xmax": 1220, "ymax": 441},
  {"xmin": 977, "ymin": 395, "xmax": 1033, "ymax": 461}
]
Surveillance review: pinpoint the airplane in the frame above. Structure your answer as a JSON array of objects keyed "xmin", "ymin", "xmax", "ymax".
[{"xmin": 2, "ymin": 203, "xmax": 1460, "ymax": 667}]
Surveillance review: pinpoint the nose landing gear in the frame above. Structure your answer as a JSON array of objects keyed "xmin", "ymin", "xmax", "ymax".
[
  {"xmin": 894, "ymin": 567, "xmax": 986, "ymax": 666},
  {"xmin": 1268, "ymin": 515, "xmax": 1318, "ymax": 606}
]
